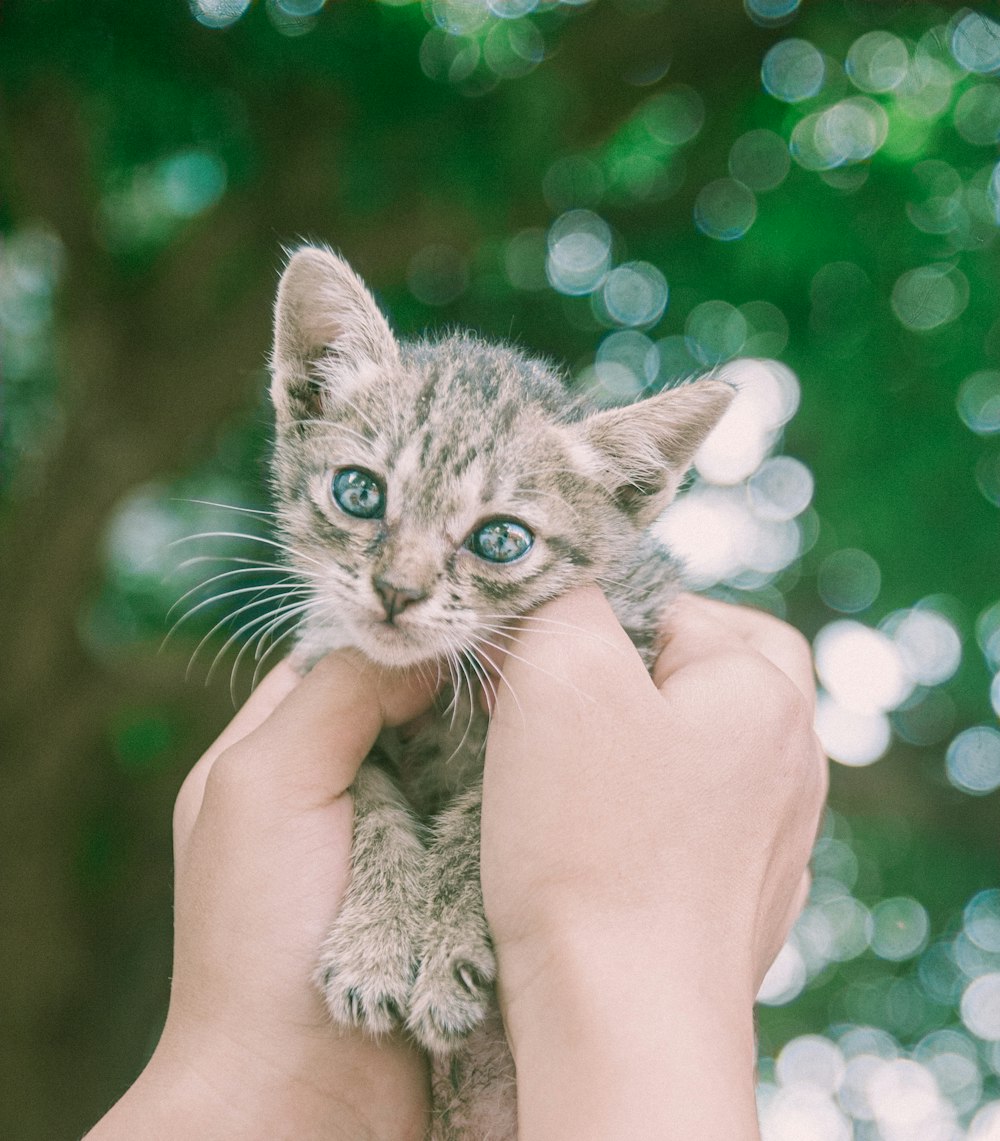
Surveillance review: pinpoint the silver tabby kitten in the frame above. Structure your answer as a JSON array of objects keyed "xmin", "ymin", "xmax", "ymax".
[{"xmin": 268, "ymin": 246, "xmax": 734, "ymax": 1139}]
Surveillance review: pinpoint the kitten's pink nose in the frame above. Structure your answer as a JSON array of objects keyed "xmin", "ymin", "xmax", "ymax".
[{"xmin": 374, "ymin": 577, "xmax": 427, "ymax": 623}]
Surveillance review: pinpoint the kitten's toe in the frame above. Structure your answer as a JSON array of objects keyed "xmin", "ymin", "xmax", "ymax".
[
  {"xmin": 317, "ymin": 928, "xmax": 414, "ymax": 1036},
  {"xmin": 407, "ymin": 941, "xmax": 497, "ymax": 1055}
]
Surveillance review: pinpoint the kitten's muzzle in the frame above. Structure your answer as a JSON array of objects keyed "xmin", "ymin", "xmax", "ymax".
[{"xmin": 374, "ymin": 577, "xmax": 428, "ymax": 624}]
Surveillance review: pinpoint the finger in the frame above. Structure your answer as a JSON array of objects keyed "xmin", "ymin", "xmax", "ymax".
[
  {"xmin": 205, "ymin": 650, "xmax": 438, "ymax": 811},
  {"xmin": 491, "ymin": 585, "xmax": 655, "ymax": 732},
  {"xmin": 656, "ymin": 594, "xmax": 816, "ymax": 710},
  {"xmin": 173, "ymin": 659, "xmax": 302, "ymax": 858},
  {"xmin": 652, "ymin": 597, "xmax": 753, "ymax": 687},
  {"xmin": 685, "ymin": 595, "xmax": 815, "ymax": 702}
]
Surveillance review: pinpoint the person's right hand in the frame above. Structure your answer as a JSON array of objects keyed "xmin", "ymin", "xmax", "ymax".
[{"xmin": 480, "ymin": 587, "xmax": 826, "ymax": 1140}]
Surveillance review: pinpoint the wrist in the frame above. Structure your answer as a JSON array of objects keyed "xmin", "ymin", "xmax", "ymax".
[
  {"xmin": 88, "ymin": 1021, "xmax": 429, "ymax": 1141},
  {"xmin": 498, "ymin": 922, "xmax": 761, "ymax": 1141}
]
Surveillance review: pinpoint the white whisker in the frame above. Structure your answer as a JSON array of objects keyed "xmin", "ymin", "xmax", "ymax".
[
  {"xmin": 167, "ymin": 565, "xmax": 310, "ymax": 617},
  {"xmin": 166, "ymin": 580, "xmax": 310, "ymax": 634},
  {"xmin": 206, "ymin": 598, "xmax": 315, "ymax": 686},
  {"xmin": 471, "ymin": 632, "xmax": 597, "ymax": 707},
  {"xmin": 477, "ymin": 612, "xmax": 620, "ymax": 653},
  {"xmin": 172, "ymin": 530, "xmax": 328, "ymax": 571},
  {"xmin": 173, "ymin": 498, "xmax": 278, "ymax": 518},
  {"xmin": 186, "ymin": 593, "xmax": 311, "ymax": 681}
]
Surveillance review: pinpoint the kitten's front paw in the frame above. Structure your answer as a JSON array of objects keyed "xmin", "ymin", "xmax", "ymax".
[
  {"xmin": 317, "ymin": 917, "xmax": 416, "ymax": 1036},
  {"xmin": 407, "ymin": 930, "xmax": 497, "ymax": 1055}
]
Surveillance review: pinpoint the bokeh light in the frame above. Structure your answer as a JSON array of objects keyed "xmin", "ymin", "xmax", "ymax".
[
  {"xmin": 791, "ymin": 98, "xmax": 889, "ymax": 170},
  {"xmin": 98, "ymin": 150, "xmax": 227, "ymax": 251},
  {"xmin": 741, "ymin": 300, "xmax": 789, "ymax": 357},
  {"xmin": 601, "ymin": 261, "xmax": 668, "ymax": 327},
  {"xmin": 883, "ymin": 606, "xmax": 962, "ymax": 687},
  {"xmin": 274, "ymin": 0, "xmax": 325, "ymax": 15},
  {"xmin": 962, "ymin": 973, "xmax": 1000, "ymax": 1040},
  {"xmin": 641, "ymin": 85, "xmax": 705, "ymax": 147},
  {"xmin": 190, "ymin": 0, "xmax": 251, "ymax": 28},
  {"xmin": 955, "ymin": 84, "xmax": 1000, "ymax": 145},
  {"xmin": 429, "ymin": 0, "xmax": 490, "ymax": 37},
  {"xmin": 945, "ymin": 726, "xmax": 1000, "ymax": 794},
  {"xmin": 892, "ymin": 688, "xmax": 956, "ymax": 747},
  {"xmin": 694, "ymin": 178, "xmax": 757, "ymax": 241},
  {"xmin": 814, "ymin": 621, "xmax": 911, "ymax": 716},
  {"xmin": 950, "ymin": 10, "xmax": 1000, "ymax": 75},
  {"xmin": 870, "ymin": 898, "xmax": 930, "ymax": 962},
  {"xmin": 970, "ymin": 1102, "xmax": 1000, "ymax": 1138},
  {"xmin": 758, "ymin": 941, "xmax": 808, "ymax": 1006},
  {"xmin": 685, "ymin": 301, "xmax": 747, "ymax": 367},
  {"xmin": 846, "ymin": 31, "xmax": 909, "ymax": 93},
  {"xmin": 776, "ymin": 1034, "xmax": 846, "ymax": 1093},
  {"xmin": 958, "ymin": 370, "xmax": 1000, "ymax": 435},
  {"xmin": 483, "ymin": 19, "xmax": 543, "ymax": 78},
  {"xmin": 896, "ymin": 48, "xmax": 958, "ymax": 121},
  {"xmin": 762, "ymin": 38, "xmax": 825, "ymax": 103},
  {"xmin": 818, "ymin": 548, "xmax": 881, "ymax": 614},
  {"xmin": 965, "ymin": 890, "xmax": 1000, "ymax": 953},
  {"xmin": 693, "ymin": 358, "xmax": 798, "ymax": 482},
  {"xmin": 487, "ymin": 0, "xmax": 537, "ymax": 18},
  {"xmin": 976, "ymin": 601, "xmax": 1000, "ymax": 669},
  {"xmin": 743, "ymin": 0, "xmax": 800, "ymax": 30},
  {"xmin": 977, "ymin": 450, "xmax": 1000, "ymax": 507},
  {"xmin": 545, "ymin": 209, "xmax": 612, "ymax": 296},
  {"xmin": 815, "ymin": 693, "xmax": 892, "ymax": 767},
  {"xmin": 728, "ymin": 129, "xmax": 791, "ymax": 192},
  {"xmin": 748, "ymin": 456, "xmax": 814, "ymax": 521},
  {"xmin": 596, "ymin": 330, "xmax": 657, "ymax": 388},
  {"xmin": 891, "ymin": 263, "xmax": 969, "ymax": 331}
]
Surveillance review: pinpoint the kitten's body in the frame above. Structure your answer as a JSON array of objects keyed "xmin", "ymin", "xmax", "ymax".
[{"xmin": 267, "ymin": 247, "xmax": 733, "ymax": 1138}]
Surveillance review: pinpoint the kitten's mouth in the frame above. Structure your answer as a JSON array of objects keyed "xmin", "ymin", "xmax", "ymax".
[{"xmin": 355, "ymin": 614, "xmax": 440, "ymax": 668}]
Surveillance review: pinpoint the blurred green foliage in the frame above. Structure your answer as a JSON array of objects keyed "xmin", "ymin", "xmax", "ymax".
[{"xmin": 2, "ymin": 0, "xmax": 1000, "ymax": 1136}]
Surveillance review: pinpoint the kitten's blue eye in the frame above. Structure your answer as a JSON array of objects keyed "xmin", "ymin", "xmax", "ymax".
[
  {"xmin": 332, "ymin": 468, "xmax": 384, "ymax": 519},
  {"xmin": 469, "ymin": 519, "xmax": 533, "ymax": 564}
]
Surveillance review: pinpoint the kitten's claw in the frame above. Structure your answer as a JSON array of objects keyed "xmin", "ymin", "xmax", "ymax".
[
  {"xmin": 407, "ymin": 941, "xmax": 497, "ymax": 1054},
  {"xmin": 318, "ymin": 934, "xmax": 414, "ymax": 1036}
]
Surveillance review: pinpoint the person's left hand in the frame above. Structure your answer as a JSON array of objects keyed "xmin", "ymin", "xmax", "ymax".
[{"xmin": 89, "ymin": 652, "xmax": 436, "ymax": 1141}]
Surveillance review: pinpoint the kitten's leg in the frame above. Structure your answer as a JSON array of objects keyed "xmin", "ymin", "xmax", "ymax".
[
  {"xmin": 317, "ymin": 756, "xmax": 425, "ymax": 1035},
  {"xmin": 407, "ymin": 780, "xmax": 496, "ymax": 1055}
]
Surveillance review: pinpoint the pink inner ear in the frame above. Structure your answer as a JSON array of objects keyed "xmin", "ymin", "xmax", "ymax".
[
  {"xmin": 271, "ymin": 246, "xmax": 400, "ymax": 425},
  {"xmin": 578, "ymin": 378, "xmax": 735, "ymax": 524}
]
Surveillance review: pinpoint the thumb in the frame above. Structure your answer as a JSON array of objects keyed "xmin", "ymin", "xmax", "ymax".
[
  {"xmin": 231, "ymin": 650, "xmax": 438, "ymax": 805},
  {"xmin": 488, "ymin": 585, "xmax": 658, "ymax": 761}
]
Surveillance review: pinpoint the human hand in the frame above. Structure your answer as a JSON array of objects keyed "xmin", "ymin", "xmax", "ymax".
[
  {"xmin": 480, "ymin": 587, "xmax": 826, "ymax": 1140},
  {"xmin": 88, "ymin": 653, "xmax": 436, "ymax": 1141}
]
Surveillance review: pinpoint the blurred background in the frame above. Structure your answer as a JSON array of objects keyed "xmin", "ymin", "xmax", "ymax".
[{"xmin": 2, "ymin": 0, "xmax": 1000, "ymax": 1136}]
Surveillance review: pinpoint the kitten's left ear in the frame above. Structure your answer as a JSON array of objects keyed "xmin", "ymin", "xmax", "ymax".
[
  {"xmin": 271, "ymin": 245, "xmax": 400, "ymax": 425},
  {"xmin": 581, "ymin": 377, "xmax": 735, "ymax": 523}
]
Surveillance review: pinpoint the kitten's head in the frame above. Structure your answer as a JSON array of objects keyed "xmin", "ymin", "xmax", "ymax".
[{"xmin": 269, "ymin": 245, "xmax": 733, "ymax": 668}]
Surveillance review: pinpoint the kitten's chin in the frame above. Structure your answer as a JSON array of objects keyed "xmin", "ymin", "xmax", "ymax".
[{"xmin": 353, "ymin": 621, "xmax": 444, "ymax": 669}]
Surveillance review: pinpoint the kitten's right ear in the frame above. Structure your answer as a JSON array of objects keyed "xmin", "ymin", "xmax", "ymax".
[{"xmin": 270, "ymin": 245, "xmax": 400, "ymax": 425}]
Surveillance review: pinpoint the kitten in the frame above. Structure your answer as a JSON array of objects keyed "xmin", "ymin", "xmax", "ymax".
[{"xmin": 268, "ymin": 245, "xmax": 734, "ymax": 1139}]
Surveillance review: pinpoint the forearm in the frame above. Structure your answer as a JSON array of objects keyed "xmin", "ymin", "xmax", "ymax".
[{"xmin": 501, "ymin": 927, "xmax": 761, "ymax": 1141}]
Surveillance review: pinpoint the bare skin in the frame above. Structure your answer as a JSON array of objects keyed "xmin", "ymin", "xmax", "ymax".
[
  {"xmin": 87, "ymin": 590, "xmax": 825, "ymax": 1141},
  {"xmin": 483, "ymin": 588, "xmax": 826, "ymax": 1141}
]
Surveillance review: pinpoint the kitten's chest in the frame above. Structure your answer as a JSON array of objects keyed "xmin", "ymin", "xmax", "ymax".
[{"xmin": 381, "ymin": 692, "xmax": 490, "ymax": 819}]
